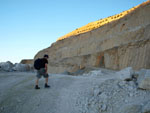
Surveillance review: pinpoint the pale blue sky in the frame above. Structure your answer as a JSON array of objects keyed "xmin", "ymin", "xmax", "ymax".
[{"xmin": 0, "ymin": 0, "xmax": 146, "ymax": 63}]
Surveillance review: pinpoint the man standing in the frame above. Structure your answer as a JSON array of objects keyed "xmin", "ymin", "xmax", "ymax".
[{"xmin": 35, "ymin": 54, "xmax": 50, "ymax": 89}]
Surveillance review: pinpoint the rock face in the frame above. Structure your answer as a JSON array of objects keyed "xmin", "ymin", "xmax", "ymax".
[
  {"xmin": 35, "ymin": 1, "xmax": 150, "ymax": 74},
  {"xmin": 20, "ymin": 59, "xmax": 33, "ymax": 64}
]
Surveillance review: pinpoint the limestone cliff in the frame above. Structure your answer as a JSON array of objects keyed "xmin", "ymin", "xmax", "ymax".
[
  {"xmin": 20, "ymin": 59, "xmax": 33, "ymax": 64},
  {"xmin": 35, "ymin": 1, "xmax": 150, "ymax": 73}
]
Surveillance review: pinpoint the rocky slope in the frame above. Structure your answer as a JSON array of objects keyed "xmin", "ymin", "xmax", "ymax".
[{"xmin": 35, "ymin": 1, "xmax": 150, "ymax": 74}]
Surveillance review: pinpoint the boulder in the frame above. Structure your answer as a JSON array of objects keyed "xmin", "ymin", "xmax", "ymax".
[
  {"xmin": 89, "ymin": 70, "xmax": 103, "ymax": 76},
  {"xmin": 0, "ymin": 61, "xmax": 14, "ymax": 72},
  {"xmin": 137, "ymin": 69, "xmax": 150, "ymax": 90},
  {"xmin": 115, "ymin": 67, "xmax": 134, "ymax": 81},
  {"xmin": 12, "ymin": 63, "xmax": 32, "ymax": 72},
  {"xmin": 142, "ymin": 101, "xmax": 150, "ymax": 113},
  {"xmin": 119, "ymin": 104, "xmax": 142, "ymax": 113}
]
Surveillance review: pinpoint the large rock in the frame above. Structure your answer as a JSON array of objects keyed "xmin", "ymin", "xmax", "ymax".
[
  {"xmin": 137, "ymin": 69, "xmax": 150, "ymax": 90},
  {"xmin": 0, "ymin": 61, "xmax": 14, "ymax": 72},
  {"xmin": 34, "ymin": 1, "xmax": 150, "ymax": 74},
  {"xmin": 12, "ymin": 63, "xmax": 32, "ymax": 72},
  {"xmin": 119, "ymin": 101, "xmax": 150, "ymax": 113},
  {"xmin": 115, "ymin": 67, "xmax": 134, "ymax": 81},
  {"xmin": 119, "ymin": 104, "xmax": 142, "ymax": 113},
  {"xmin": 142, "ymin": 101, "xmax": 150, "ymax": 113}
]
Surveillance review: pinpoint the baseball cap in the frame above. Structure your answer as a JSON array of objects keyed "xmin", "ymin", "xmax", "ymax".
[{"xmin": 44, "ymin": 54, "xmax": 49, "ymax": 58}]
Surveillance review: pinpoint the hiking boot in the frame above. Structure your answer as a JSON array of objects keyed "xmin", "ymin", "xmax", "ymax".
[
  {"xmin": 35, "ymin": 85, "xmax": 40, "ymax": 89},
  {"xmin": 45, "ymin": 83, "xmax": 50, "ymax": 88}
]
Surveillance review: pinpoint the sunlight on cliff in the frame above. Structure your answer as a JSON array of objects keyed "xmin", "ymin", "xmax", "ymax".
[{"xmin": 57, "ymin": 1, "xmax": 150, "ymax": 41}]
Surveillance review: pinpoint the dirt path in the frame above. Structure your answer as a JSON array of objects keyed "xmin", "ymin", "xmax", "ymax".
[{"xmin": 0, "ymin": 71, "xmax": 117, "ymax": 113}]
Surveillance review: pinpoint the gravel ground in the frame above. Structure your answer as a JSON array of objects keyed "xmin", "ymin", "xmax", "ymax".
[{"xmin": 0, "ymin": 69, "xmax": 150, "ymax": 113}]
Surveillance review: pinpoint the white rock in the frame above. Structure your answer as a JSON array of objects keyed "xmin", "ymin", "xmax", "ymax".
[
  {"xmin": 99, "ymin": 92, "xmax": 108, "ymax": 103},
  {"xmin": 101, "ymin": 104, "xmax": 107, "ymax": 111},
  {"xmin": 119, "ymin": 104, "xmax": 142, "ymax": 113},
  {"xmin": 116, "ymin": 67, "xmax": 134, "ymax": 81},
  {"xmin": 142, "ymin": 101, "xmax": 150, "ymax": 113},
  {"xmin": 124, "ymin": 99, "xmax": 128, "ymax": 103},
  {"xmin": 118, "ymin": 81, "xmax": 126, "ymax": 88},
  {"xmin": 137, "ymin": 69, "xmax": 150, "ymax": 90},
  {"xmin": 12, "ymin": 63, "xmax": 31, "ymax": 71},
  {"xmin": 0, "ymin": 61, "xmax": 14, "ymax": 72},
  {"xmin": 89, "ymin": 70, "xmax": 102, "ymax": 76},
  {"xmin": 93, "ymin": 89, "xmax": 101, "ymax": 96},
  {"xmin": 129, "ymin": 93, "xmax": 133, "ymax": 97}
]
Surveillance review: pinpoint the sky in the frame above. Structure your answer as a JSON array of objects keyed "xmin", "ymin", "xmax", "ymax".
[{"xmin": 0, "ymin": 0, "xmax": 147, "ymax": 63}]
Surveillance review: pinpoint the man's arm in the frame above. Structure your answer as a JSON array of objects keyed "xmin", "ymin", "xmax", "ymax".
[{"xmin": 45, "ymin": 63, "xmax": 48, "ymax": 74}]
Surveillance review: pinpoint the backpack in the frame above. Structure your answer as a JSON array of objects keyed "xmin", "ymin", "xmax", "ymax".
[{"xmin": 34, "ymin": 58, "xmax": 42, "ymax": 70}]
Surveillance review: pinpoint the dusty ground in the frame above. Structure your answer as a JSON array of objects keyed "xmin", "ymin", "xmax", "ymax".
[{"xmin": 0, "ymin": 69, "xmax": 150, "ymax": 113}]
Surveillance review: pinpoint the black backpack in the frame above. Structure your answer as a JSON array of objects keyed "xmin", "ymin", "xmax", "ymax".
[{"xmin": 34, "ymin": 58, "xmax": 42, "ymax": 70}]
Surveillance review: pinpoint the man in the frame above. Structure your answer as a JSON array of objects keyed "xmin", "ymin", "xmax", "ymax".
[{"xmin": 35, "ymin": 54, "xmax": 50, "ymax": 89}]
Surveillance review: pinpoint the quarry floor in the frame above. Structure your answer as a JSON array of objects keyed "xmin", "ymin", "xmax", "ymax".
[
  {"xmin": 0, "ymin": 69, "xmax": 150, "ymax": 113},
  {"xmin": 0, "ymin": 70, "xmax": 114, "ymax": 113}
]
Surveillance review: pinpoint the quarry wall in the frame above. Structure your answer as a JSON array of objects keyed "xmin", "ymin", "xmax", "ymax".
[{"xmin": 35, "ymin": 1, "xmax": 150, "ymax": 73}]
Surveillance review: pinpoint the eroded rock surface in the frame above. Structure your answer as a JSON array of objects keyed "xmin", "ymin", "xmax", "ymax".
[{"xmin": 35, "ymin": 1, "xmax": 150, "ymax": 74}]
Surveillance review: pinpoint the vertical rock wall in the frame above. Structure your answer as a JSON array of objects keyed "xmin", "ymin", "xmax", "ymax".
[{"xmin": 35, "ymin": 2, "xmax": 150, "ymax": 73}]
